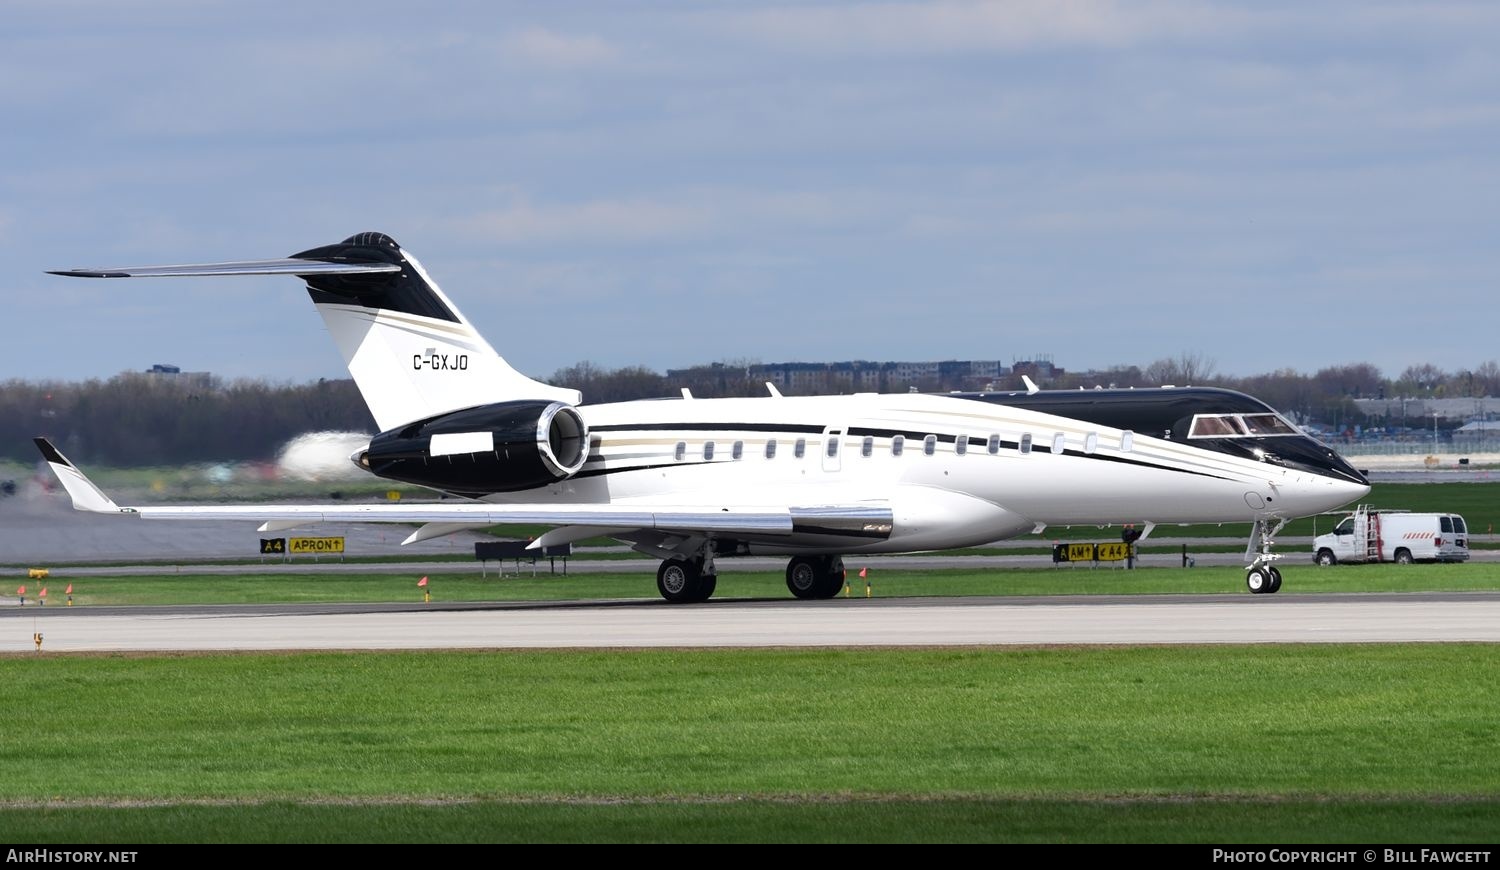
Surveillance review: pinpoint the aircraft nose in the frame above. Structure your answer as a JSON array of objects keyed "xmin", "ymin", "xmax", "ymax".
[{"xmin": 1310, "ymin": 475, "xmax": 1370, "ymax": 514}]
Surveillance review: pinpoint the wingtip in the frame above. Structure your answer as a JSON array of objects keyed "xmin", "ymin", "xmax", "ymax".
[
  {"xmin": 33, "ymin": 436, "xmax": 69, "ymax": 466},
  {"xmin": 32, "ymin": 437, "xmax": 122, "ymax": 513}
]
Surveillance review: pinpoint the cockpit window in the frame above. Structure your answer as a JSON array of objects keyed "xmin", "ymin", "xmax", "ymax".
[
  {"xmin": 1241, "ymin": 414, "xmax": 1299, "ymax": 436},
  {"xmin": 1189, "ymin": 415, "xmax": 1247, "ymax": 437},
  {"xmin": 1188, "ymin": 413, "xmax": 1298, "ymax": 439}
]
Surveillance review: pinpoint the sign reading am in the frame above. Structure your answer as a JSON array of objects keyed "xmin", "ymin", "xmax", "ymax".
[
  {"xmin": 289, "ymin": 537, "xmax": 345, "ymax": 554},
  {"xmin": 1065, "ymin": 543, "xmax": 1096, "ymax": 562}
]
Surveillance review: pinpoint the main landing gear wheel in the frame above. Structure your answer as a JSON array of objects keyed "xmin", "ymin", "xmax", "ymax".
[
  {"xmin": 657, "ymin": 559, "xmax": 715, "ymax": 604},
  {"xmin": 786, "ymin": 555, "xmax": 845, "ymax": 600}
]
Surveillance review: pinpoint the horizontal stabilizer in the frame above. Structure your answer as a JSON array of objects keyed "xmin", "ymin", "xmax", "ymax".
[{"xmin": 47, "ymin": 258, "xmax": 401, "ymax": 279}]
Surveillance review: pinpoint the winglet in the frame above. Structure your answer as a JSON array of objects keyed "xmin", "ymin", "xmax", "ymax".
[
  {"xmin": 1022, "ymin": 375, "xmax": 1040, "ymax": 395},
  {"xmin": 32, "ymin": 438, "xmax": 127, "ymax": 514}
]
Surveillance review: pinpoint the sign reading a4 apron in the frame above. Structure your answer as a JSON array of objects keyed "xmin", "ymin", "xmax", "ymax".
[{"xmin": 289, "ymin": 537, "xmax": 345, "ymax": 554}]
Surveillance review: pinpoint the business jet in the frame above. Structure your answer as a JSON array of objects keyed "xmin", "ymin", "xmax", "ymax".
[{"xmin": 39, "ymin": 232, "xmax": 1369, "ymax": 601}]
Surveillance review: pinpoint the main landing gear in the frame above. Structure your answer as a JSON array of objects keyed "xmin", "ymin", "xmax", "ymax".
[
  {"xmin": 653, "ymin": 550, "xmax": 848, "ymax": 603},
  {"xmin": 1245, "ymin": 517, "xmax": 1286, "ymax": 595}
]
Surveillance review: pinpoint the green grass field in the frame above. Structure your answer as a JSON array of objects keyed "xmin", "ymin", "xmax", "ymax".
[{"xmin": 1, "ymin": 646, "xmax": 1497, "ymax": 842}]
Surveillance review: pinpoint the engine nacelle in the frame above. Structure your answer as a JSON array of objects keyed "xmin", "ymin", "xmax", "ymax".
[{"xmin": 356, "ymin": 400, "xmax": 589, "ymax": 494}]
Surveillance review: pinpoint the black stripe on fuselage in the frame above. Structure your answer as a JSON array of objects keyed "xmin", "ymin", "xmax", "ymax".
[{"xmin": 588, "ymin": 421, "xmax": 827, "ymax": 434}]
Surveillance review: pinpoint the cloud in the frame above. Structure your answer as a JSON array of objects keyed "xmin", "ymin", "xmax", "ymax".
[
  {"xmin": 727, "ymin": 0, "xmax": 1241, "ymax": 55},
  {"xmin": 502, "ymin": 27, "xmax": 618, "ymax": 69},
  {"xmin": 455, "ymin": 197, "xmax": 713, "ymax": 245}
]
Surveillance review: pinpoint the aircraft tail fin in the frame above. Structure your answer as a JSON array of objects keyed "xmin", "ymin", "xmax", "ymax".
[{"xmin": 47, "ymin": 232, "xmax": 579, "ymax": 431}]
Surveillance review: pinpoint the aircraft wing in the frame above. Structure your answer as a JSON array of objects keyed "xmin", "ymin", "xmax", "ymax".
[{"xmin": 34, "ymin": 438, "xmax": 892, "ymax": 544}]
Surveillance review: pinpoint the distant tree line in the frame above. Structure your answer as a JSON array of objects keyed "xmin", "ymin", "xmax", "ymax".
[
  {"xmin": 4, "ymin": 355, "xmax": 1496, "ymax": 466},
  {"xmin": 2, "ymin": 374, "xmax": 374, "ymax": 465}
]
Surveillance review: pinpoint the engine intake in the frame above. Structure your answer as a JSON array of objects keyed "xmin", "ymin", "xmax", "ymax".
[{"xmin": 357, "ymin": 400, "xmax": 588, "ymax": 494}]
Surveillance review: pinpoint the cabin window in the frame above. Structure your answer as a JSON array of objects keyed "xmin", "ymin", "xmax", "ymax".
[
  {"xmin": 955, "ymin": 435, "xmax": 968, "ymax": 456},
  {"xmin": 1121, "ymin": 430, "xmax": 1134, "ymax": 452},
  {"xmin": 1052, "ymin": 433, "xmax": 1066, "ymax": 454},
  {"xmin": 794, "ymin": 438, "xmax": 806, "ymax": 459},
  {"xmin": 732, "ymin": 440, "xmax": 743, "ymax": 460},
  {"xmin": 826, "ymin": 436, "xmax": 840, "ymax": 458},
  {"xmin": 861, "ymin": 436, "xmax": 874, "ymax": 457},
  {"xmin": 703, "ymin": 441, "xmax": 715, "ymax": 460},
  {"xmin": 891, "ymin": 435, "xmax": 905, "ymax": 457},
  {"xmin": 987, "ymin": 434, "xmax": 1000, "ymax": 455},
  {"xmin": 1020, "ymin": 433, "xmax": 1032, "ymax": 454},
  {"xmin": 923, "ymin": 434, "xmax": 937, "ymax": 456},
  {"xmin": 1441, "ymin": 516, "xmax": 1454, "ymax": 533},
  {"xmin": 1084, "ymin": 432, "xmax": 1098, "ymax": 454},
  {"xmin": 1455, "ymin": 516, "xmax": 1468, "ymax": 534},
  {"xmin": 674, "ymin": 441, "xmax": 686, "ymax": 461},
  {"xmin": 765, "ymin": 439, "xmax": 777, "ymax": 459}
]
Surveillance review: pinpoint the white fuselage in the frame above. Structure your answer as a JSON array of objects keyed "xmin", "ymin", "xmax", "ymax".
[{"xmin": 480, "ymin": 392, "xmax": 1368, "ymax": 554}]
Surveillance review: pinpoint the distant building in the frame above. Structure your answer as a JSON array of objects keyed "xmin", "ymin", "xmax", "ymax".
[{"xmin": 136, "ymin": 365, "xmax": 216, "ymax": 390}]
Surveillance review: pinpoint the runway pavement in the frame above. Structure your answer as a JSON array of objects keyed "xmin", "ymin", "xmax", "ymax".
[{"xmin": 6, "ymin": 592, "xmax": 1499, "ymax": 653}]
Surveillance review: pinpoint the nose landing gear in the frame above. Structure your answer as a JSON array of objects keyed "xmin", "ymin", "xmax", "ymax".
[{"xmin": 1245, "ymin": 517, "xmax": 1286, "ymax": 594}]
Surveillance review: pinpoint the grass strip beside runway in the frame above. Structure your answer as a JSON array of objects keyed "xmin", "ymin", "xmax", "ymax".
[
  {"xmin": 1, "ymin": 645, "xmax": 1497, "ymax": 841},
  {"xmin": 33, "ymin": 562, "xmax": 1500, "ymax": 605}
]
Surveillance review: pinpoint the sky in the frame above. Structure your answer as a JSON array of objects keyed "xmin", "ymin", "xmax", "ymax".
[{"xmin": 3, "ymin": 1, "xmax": 1497, "ymax": 387}]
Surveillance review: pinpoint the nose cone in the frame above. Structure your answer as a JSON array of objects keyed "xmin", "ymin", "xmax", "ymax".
[{"xmin": 1327, "ymin": 476, "xmax": 1372, "ymax": 510}]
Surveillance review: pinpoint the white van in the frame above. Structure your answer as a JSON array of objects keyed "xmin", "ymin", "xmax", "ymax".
[{"xmin": 1313, "ymin": 505, "xmax": 1470, "ymax": 565}]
